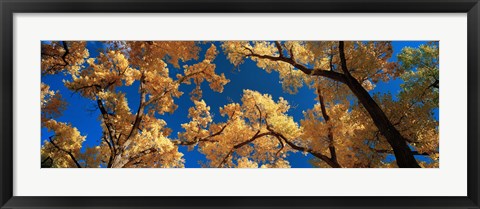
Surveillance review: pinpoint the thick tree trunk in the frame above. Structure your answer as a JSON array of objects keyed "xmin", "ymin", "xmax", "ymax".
[
  {"xmin": 243, "ymin": 41, "xmax": 420, "ymax": 168},
  {"xmin": 344, "ymin": 75, "xmax": 420, "ymax": 167},
  {"xmin": 338, "ymin": 41, "xmax": 420, "ymax": 168},
  {"xmin": 111, "ymin": 75, "xmax": 147, "ymax": 168}
]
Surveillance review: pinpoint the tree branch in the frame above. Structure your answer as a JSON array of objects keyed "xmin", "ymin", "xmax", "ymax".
[
  {"xmin": 337, "ymin": 41, "xmax": 420, "ymax": 168},
  {"xmin": 123, "ymin": 147, "xmax": 158, "ymax": 168},
  {"xmin": 338, "ymin": 41, "xmax": 352, "ymax": 77},
  {"xmin": 217, "ymin": 130, "xmax": 269, "ymax": 168},
  {"xmin": 41, "ymin": 41, "xmax": 71, "ymax": 74},
  {"xmin": 124, "ymin": 73, "xmax": 146, "ymax": 145},
  {"xmin": 429, "ymin": 79, "xmax": 439, "ymax": 89},
  {"xmin": 317, "ymin": 87, "xmax": 338, "ymax": 162},
  {"xmin": 174, "ymin": 110, "xmax": 239, "ymax": 146},
  {"xmin": 172, "ymin": 124, "xmax": 227, "ymax": 146},
  {"xmin": 265, "ymin": 116, "xmax": 341, "ymax": 168},
  {"xmin": 274, "ymin": 41, "xmax": 284, "ymax": 58},
  {"xmin": 48, "ymin": 136, "xmax": 82, "ymax": 168},
  {"xmin": 97, "ymin": 99, "xmax": 117, "ymax": 155},
  {"xmin": 375, "ymin": 149, "xmax": 434, "ymax": 156},
  {"xmin": 277, "ymin": 133, "xmax": 341, "ymax": 168},
  {"xmin": 243, "ymin": 46, "xmax": 346, "ymax": 83},
  {"xmin": 101, "ymin": 134, "xmax": 114, "ymax": 167}
]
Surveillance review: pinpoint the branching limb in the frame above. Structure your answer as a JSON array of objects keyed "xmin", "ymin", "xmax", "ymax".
[
  {"xmin": 242, "ymin": 43, "xmax": 347, "ymax": 83},
  {"xmin": 123, "ymin": 147, "xmax": 158, "ymax": 168},
  {"xmin": 265, "ymin": 116, "xmax": 341, "ymax": 168},
  {"xmin": 124, "ymin": 73, "xmax": 146, "ymax": 146},
  {"xmin": 274, "ymin": 41, "xmax": 284, "ymax": 57},
  {"xmin": 48, "ymin": 136, "xmax": 82, "ymax": 168},
  {"xmin": 316, "ymin": 87, "xmax": 338, "ymax": 162}
]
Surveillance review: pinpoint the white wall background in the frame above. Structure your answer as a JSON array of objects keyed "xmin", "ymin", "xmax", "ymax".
[{"xmin": 13, "ymin": 13, "xmax": 467, "ymax": 196}]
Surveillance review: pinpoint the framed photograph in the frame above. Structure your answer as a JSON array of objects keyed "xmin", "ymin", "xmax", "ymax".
[{"xmin": 1, "ymin": 0, "xmax": 479, "ymax": 208}]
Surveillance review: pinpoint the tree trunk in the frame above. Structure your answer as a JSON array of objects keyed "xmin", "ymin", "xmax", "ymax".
[
  {"xmin": 345, "ymin": 74, "xmax": 420, "ymax": 168},
  {"xmin": 245, "ymin": 41, "xmax": 420, "ymax": 168},
  {"xmin": 338, "ymin": 41, "xmax": 420, "ymax": 168}
]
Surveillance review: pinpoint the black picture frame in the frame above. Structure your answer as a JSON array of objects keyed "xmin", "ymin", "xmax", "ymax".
[{"xmin": 1, "ymin": 0, "xmax": 479, "ymax": 208}]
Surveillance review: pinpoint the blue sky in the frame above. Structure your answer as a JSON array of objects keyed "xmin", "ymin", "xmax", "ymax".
[{"xmin": 41, "ymin": 41, "xmax": 435, "ymax": 168}]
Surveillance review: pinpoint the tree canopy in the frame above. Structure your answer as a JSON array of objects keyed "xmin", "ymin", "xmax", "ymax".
[{"xmin": 41, "ymin": 41, "xmax": 439, "ymax": 168}]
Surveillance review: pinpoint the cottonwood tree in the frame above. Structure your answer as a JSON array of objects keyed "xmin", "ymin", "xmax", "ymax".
[
  {"xmin": 174, "ymin": 88, "xmax": 389, "ymax": 168},
  {"xmin": 41, "ymin": 41, "xmax": 229, "ymax": 168},
  {"xmin": 176, "ymin": 88, "xmax": 350, "ymax": 168},
  {"xmin": 222, "ymin": 41, "xmax": 439, "ymax": 168},
  {"xmin": 41, "ymin": 41, "xmax": 438, "ymax": 168},
  {"xmin": 176, "ymin": 90, "xmax": 301, "ymax": 168}
]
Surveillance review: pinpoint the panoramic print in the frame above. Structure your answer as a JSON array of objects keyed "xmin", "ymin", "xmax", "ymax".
[{"xmin": 41, "ymin": 41, "xmax": 439, "ymax": 168}]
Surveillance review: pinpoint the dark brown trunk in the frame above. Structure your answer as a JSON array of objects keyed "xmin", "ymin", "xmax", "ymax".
[
  {"xmin": 338, "ymin": 41, "xmax": 420, "ymax": 168},
  {"xmin": 344, "ymin": 76, "xmax": 420, "ymax": 167}
]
